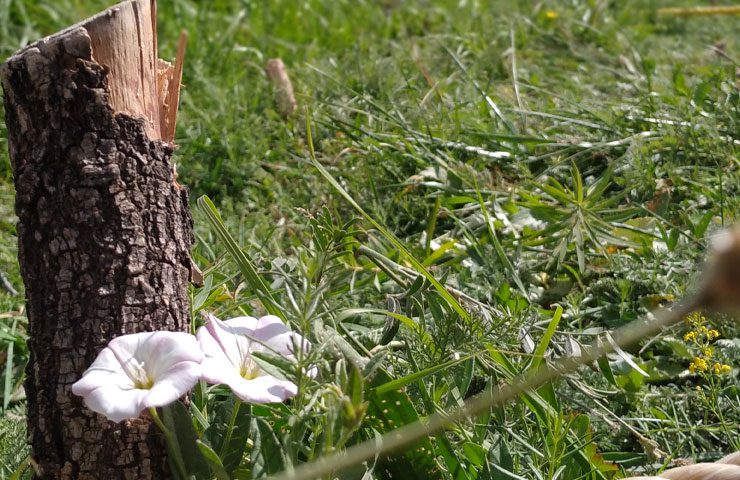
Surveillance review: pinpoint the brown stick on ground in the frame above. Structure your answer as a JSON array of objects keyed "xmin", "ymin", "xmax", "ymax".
[
  {"xmin": 266, "ymin": 58, "xmax": 297, "ymax": 117},
  {"xmin": 1, "ymin": 1, "xmax": 193, "ymax": 478},
  {"xmin": 657, "ymin": 6, "xmax": 740, "ymax": 17}
]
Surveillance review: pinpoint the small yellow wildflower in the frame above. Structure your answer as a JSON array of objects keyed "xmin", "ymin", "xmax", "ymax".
[
  {"xmin": 689, "ymin": 357, "xmax": 708, "ymax": 373},
  {"xmin": 682, "ymin": 312, "xmax": 731, "ymax": 378},
  {"xmin": 544, "ymin": 10, "xmax": 559, "ymax": 20},
  {"xmin": 713, "ymin": 363, "xmax": 732, "ymax": 375}
]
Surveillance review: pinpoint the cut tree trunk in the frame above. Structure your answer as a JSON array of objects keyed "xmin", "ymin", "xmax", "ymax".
[{"xmin": 1, "ymin": 1, "xmax": 192, "ymax": 478}]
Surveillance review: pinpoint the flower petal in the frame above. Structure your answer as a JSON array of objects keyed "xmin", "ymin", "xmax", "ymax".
[
  {"xmin": 109, "ymin": 331, "xmax": 203, "ymax": 381},
  {"xmin": 261, "ymin": 331, "xmax": 311, "ymax": 358},
  {"xmin": 197, "ymin": 321, "xmax": 240, "ymax": 373},
  {"xmin": 220, "ymin": 315, "xmax": 260, "ymax": 335},
  {"xmin": 82, "ymin": 385, "xmax": 149, "ymax": 423},
  {"xmin": 203, "ymin": 315, "xmax": 253, "ymax": 368},
  {"xmin": 197, "ymin": 314, "xmax": 312, "ymax": 402},
  {"xmin": 249, "ymin": 315, "xmax": 289, "ymax": 342},
  {"xmin": 74, "ymin": 331, "xmax": 204, "ymax": 421},
  {"xmin": 225, "ymin": 375, "xmax": 298, "ymax": 403},
  {"xmin": 229, "ymin": 315, "xmax": 310, "ymax": 358},
  {"xmin": 199, "ymin": 356, "xmax": 248, "ymax": 388},
  {"xmin": 72, "ymin": 348, "xmax": 135, "ymax": 396},
  {"xmin": 144, "ymin": 361, "xmax": 202, "ymax": 407},
  {"xmin": 146, "ymin": 332, "xmax": 204, "ymax": 380}
]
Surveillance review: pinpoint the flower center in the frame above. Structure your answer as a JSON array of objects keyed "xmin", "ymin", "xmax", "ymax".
[
  {"xmin": 125, "ymin": 359, "xmax": 154, "ymax": 389},
  {"xmin": 240, "ymin": 357, "xmax": 261, "ymax": 380}
]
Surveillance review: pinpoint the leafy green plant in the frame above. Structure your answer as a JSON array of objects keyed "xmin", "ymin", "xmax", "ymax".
[{"xmin": 518, "ymin": 164, "xmax": 642, "ymax": 273}]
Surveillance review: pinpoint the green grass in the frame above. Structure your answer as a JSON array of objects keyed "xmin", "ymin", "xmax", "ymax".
[{"xmin": 1, "ymin": 0, "xmax": 739, "ymax": 478}]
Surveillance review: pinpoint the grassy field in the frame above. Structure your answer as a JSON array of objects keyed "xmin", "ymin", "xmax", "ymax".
[{"xmin": 1, "ymin": 0, "xmax": 739, "ymax": 478}]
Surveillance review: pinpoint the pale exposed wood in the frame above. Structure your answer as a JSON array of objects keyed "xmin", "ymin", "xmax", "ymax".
[
  {"xmin": 157, "ymin": 58, "xmax": 175, "ymax": 123},
  {"xmin": 27, "ymin": 0, "xmax": 186, "ymax": 143},
  {"xmin": 86, "ymin": 0, "xmax": 161, "ymax": 139},
  {"xmin": 159, "ymin": 31, "xmax": 187, "ymax": 143}
]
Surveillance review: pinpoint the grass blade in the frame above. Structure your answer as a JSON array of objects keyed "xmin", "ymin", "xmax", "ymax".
[
  {"xmin": 197, "ymin": 195, "xmax": 283, "ymax": 318},
  {"xmin": 475, "ymin": 186, "xmax": 528, "ymax": 298},
  {"xmin": 373, "ymin": 353, "xmax": 477, "ymax": 395},
  {"xmin": 2, "ymin": 319, "xmax": 16, "ymax": 412},
  {"xmin": 529, "ymin": 306, "xmax": 563, "ymax": 372},
  {"xmin": 305, "ymin": 114, "xmax": 471, "ymax": 325}
]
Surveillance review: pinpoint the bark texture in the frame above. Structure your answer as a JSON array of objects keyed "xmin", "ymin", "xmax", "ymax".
[{"xmin": 1, "ymin": 8, "xmax": 193, "ymax": 480}]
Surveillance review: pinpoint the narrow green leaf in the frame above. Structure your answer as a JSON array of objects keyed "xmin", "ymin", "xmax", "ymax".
[
  {"xmin": 367, "ymin": 370, "xmax": 440, "ymax": 478},
  {"xmin": 491, "ymin": 463, "xmax": 528, "ymax": 480},
  {"xmin": 598, "ymin": 355, "xmax": 617, "ymax": 386},
  {"xmin": 195, "ymin": 440, "xmax": 231, "ymax": 480},
  {"xmin": 586, "ymin": 164, "xmax": 614, "ymax": 199},
  {"xmin": 161, "ymin": 401, "xmax": 211, "ymax": 480},
  {"xmin": 251, "ymin": 351, "xmax": 294, "ymax": 381},
  {"xmin": 251, "ymin": 417, "xmax": 286, "ymax": 476},
  {"xmin": 305, "ymin": 115, "xmax": 471, "ymax": 325},
  {"xmin": 335, "ymin": 308, "xmax": 433, "ymax": 346},
  {"xmin": 572, "ymin": 163, "xmax": 584, "ymax": 204},
  {"xmin": 192, "ymin": 274, "xmax": 214, "ymax": 312},
  {"xmin": 421, "ymin": 239, "xmax": 458, "ymax": 266},
  {"xmin": 9, "ymin": 455, "xmax": 30, "ymax": 480},
  {"xmin": 3, "ymin": 320, "xmax": 16, "ymax": 412},
  {"xmin": 362, "ymin": 349, "xmax": 388, "ymax": 380},
  {"xmin": 373, "ymin": 353, "xmax": 476, "ymax": 395},
  {"xmin": 347, "ymin": 363, "xmax": 364, "ymax": 406},
  {"xmin": 204, "ymin": 397, "xmax": 252, "ymax": 476},
  {"xmin": 457, "ymin": 357, "xmax": 475, "ymax": 401},
  {"xmin": 197, "ymin": 195, "xmax": 283, "ymax": 318},
  {"xmin": 190, "ymin": 402, "xmax": 210, "ymax": 432},
  {"xmin": 529, "ymin": 305, "xmax": 563, "ymax": 372},
  {"xmin": 462, "ymin": 442, "xmax": 486, "ymax": 467},
  {"xmin": 475, "ymin": 187, "xmax": 528, "ymax": 298},
  {"xmin": 438, "ymin": 435, "xmax": 474, "ymax": 480},
  {"xmin": 403, "ymin": 274, "xmax": 426, "ymax": 298}
]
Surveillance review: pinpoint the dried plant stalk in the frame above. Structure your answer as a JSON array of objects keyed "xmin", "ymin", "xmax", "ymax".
[
  {"xmin": 657, "ymin": 6, "xmax": 740, "ymax": 17},
  {"xmin": 265, "ymin": 58, "xmax": 297, "ymax": 117}
]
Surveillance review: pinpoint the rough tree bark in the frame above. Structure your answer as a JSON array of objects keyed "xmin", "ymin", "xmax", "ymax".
[{"xmin": 1, "ymin": 1, "xmax": 192, "ymax": 478}]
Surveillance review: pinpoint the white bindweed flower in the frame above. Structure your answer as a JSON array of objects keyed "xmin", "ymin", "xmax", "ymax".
[
  {"xmin": 196, "ymin": 313, "xmax": 311, "ymax": 403},
  {"xmin": 72, "ymin": 332, "xmax": 203, "ymax": 422}
]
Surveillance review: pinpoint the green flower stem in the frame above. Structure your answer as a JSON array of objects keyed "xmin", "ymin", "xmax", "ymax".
[
  {"xmin": 219, "ymin": 398, "xmax": 242, "ymax": 458},
  {"xmin": 149, "ymin": 407, "xmax": 189, "ymax": 480}
]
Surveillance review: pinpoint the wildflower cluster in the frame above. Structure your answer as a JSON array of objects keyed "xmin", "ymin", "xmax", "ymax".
[
  {"xmin": 72, "ymin": 314, "xmax": 312, "ymax": 422},
  {"xmin": 683, "ymin": 312, "xmax": 731, "ymax": 376}
]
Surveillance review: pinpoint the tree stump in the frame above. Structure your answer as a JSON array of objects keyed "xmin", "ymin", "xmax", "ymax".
[{"xmin": 1, "ymin": 1, "xmax": 192, "ymax": 478}]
